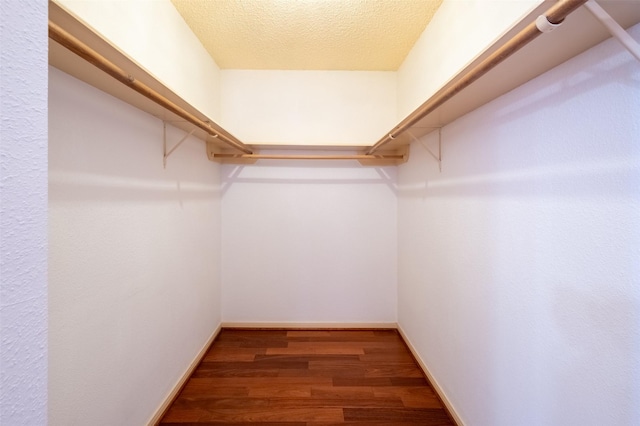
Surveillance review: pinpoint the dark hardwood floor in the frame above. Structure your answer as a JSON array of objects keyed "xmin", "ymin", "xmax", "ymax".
[{"xmin": 159, "ymin": 329, "xmax": 454, "ymax": 425}]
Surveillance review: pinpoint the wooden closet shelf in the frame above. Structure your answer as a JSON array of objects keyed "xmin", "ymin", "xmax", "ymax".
[{"xmin": 48, "ymin": 0, "xmax": 640, "ymax": 162}]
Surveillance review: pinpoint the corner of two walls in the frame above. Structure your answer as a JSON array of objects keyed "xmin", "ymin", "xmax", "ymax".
[
  {"xmin": 49, "ymin": 1, "xmax": 224, "ymax": 425},
  {"xmin": 397, "ymin": 20, "xmax": 640, "ymax": 426}
]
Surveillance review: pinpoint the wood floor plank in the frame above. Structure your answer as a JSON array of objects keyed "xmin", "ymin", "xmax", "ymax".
[
  {"xmin": 194, "ymin": 361, "xmax": 309, "ymax": 379},
  {"xmin": 198, "ymin": 360, "xmax": 308, "ymax": 369},
  {"xmin": 363, "ymin": 366, "xmax": 424, "ymax": 378},
  {"xmin": 276, "ymin": 367, "xmax": 365, "ymax": 379},
  {"xmin": 287, "ymin": 335, "xmax": 401, "ymax": 344},
  {"xmin": 204, "ymin": 347, "xmax": 266, "ymax": 362},
  {"xmin": 373, "ymin": 386, "xmax": 443, "ymax": 409},
  {"xmin": 343, "ymin": 407, "xmax": 452, "ymax": 423},
  {"xmin": 309, "ymin": 385, "xmax": 376, "ymax": 399},
  {"xmin": 171, "ymin": 397, "xmax": 271, "ymax": 410},
  {"xmin": 265, "ymin": 347, "xmax": 365, "ymax": 356},
  {"xmin": 358, "ymin": 352, "xmax": 416, "ymax": 363},
  {"xmin": 390, "ymin": 377, "xmax": 429, "ymax": 386},
  {"xmin": 311, "ymin": 423, "xmax": 444, "ymax": 426},
  {"xmin": 163, "ymin": 407, "xmax": 344, "ymax": 423},
  {"xmin": 332, "ymin": 377, "xmax": 393, "ymax": 387},
  {"xmin": 248, "ymin": 385, "xmax": 313, "ymax": 398},
  {"xmin": 162, "ymin": 423, "xmax": 306, "ymax": 426},
  {"xmin": 178, "ymin": 382, "xmax": 250, "ymax": 397},
  {"xmin": 159, "ymin": 328, "xmax": 455, "ymax": 425},
  {"xmin": 220, "ymin": 330, "xmax": 288, "ymax": 338},
  {"xmin": 287, "ymin": 341, "xmax": 397, "ymax": 349},
  {"xmin": 205, "ymin": 377, "xmax": 333, "ymax": 386},
  {"xmin": 191, "ymin": 369, "xmax": 280, "ymax": 379},
  {"xmin": 207, "ymin": 408, "xmax": 344, "ymax": 422},
  {"xmin": 308, "ymin": 362, "xmax": 422, "ymax": 378},
  {"xmin": 255, "ymin": 354, "xmax": 360, "ymax": 363},
  {"xmin": 286, "ymin": 330, "xmax": 333, "ymax": 337},
  {"xmin": 271, "ymin": 397, "xmax": 405, "ymax": 409}
]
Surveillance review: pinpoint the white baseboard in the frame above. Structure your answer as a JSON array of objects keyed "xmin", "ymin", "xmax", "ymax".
[
  {"xmin": 221, "ymin": 321, "xmax": 398, "ymax": 329},
  {"xmin": 146, "ymin": 324, "xmax": 221, "ymax": 426},
  {"xmin": 397, "ymin": 325, "xmax": 464, "ymax": 426}
]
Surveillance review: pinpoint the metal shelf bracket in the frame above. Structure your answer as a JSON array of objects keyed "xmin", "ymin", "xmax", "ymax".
[
  {"xmin": 408, "ymin": 128, "xmax": 442, "ymax": 172},
  {"xmin": 163, "ymin": 122, "xmax": 197, "ymax": 168},
  {"xmin": 584, "ymin": 0, "xmax": 640, "ymax": 63}
]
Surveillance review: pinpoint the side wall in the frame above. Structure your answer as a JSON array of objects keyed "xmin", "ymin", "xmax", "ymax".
[
  {"xmin": 397, "ymin": 24, "xmax": 640, "ymax": 426},
  {"xmin": 49, "ymin": 68, "xmax": 223, "ymax": 425},
  {"xmin": 221, "ymin": 160, "xmax": 397, "ymax": 325},
  {"xmin": 220, "ymin": 70, "xmax": 397, "ymax": 146},
  {"xmin": 0, "ymin": 1, "xmax": 48, "ymax": 424},
  {"xmin": 57, "ymin": 0, "xmax": 223, "ymax": 121}
]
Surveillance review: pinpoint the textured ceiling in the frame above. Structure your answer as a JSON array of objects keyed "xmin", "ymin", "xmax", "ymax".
[{"xmin": 171, "ymin": 0, "xmax": 443, "ymax": 71}]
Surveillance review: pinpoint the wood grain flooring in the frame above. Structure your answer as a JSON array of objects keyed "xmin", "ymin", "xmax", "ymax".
[{"xmin": 159, "ymin": 329, "xmax": 454, "ymax": 425}]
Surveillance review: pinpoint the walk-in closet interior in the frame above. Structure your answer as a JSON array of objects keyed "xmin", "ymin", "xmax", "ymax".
[{"xmin": 1, "ymin": 0, "xmax": 638, "ymax": 425}]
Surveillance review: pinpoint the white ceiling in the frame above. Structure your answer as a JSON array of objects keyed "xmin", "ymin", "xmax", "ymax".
[{"xmin": 170, "ymin": 0, "xmax": 443, "ymax": 71}]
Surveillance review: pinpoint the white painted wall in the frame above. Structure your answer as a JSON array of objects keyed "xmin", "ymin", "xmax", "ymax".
[
  {"xmin": 221, "ymin": 159, "xmax": 397, "ymax": 324},
  {"xmin": 49, "ymin": 67, "xmax": 223, "ymax": 426},
  {"xmin": 221, "ymin": 70, "xmax": 397, "ymax": 146},
  {"xmin": 397, "ymin": 23, "xmax": 640, "ymax": 426},
  {"xmin": 58, "ymin": 0, "xmax": 223, "ymax": 122},
  {"xmin": 397, "ymin": 0, "xmax": 541, "ymax": 120},
  {"xmin": 0, "ymin": 1, "xmax": 48, "ymax": 424}
]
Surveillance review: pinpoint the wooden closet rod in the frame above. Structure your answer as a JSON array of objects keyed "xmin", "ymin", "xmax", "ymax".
[
  {"xmin": 48, "ymin": 21, "xmax": 253, "ymax": 155},
  {"xmin": 367, "ymin": 0, "xmax": 588, "ymax": 155},
  {"xmin": 213, "ymin": 153, "xmax": 405, "ymax": 161}
]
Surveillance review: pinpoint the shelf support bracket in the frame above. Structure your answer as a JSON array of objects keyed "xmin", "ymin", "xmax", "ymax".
[
  {"xmin": 408, "ymin": 129, "xmax": 442, "ymax": 172},
  {"xmin": 584, "ymin": 0, "xmax": 640, "ymax": 63},
  {"xmin": 163, "ymin": 122, "xmax": 196, "ymax": 168}
]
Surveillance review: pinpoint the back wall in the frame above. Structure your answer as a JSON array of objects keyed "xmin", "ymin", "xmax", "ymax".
[{"xmin": 221, "ymin": 159, "xmax": 397, "ymax": 325}]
